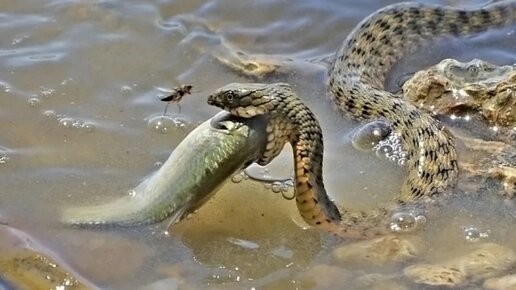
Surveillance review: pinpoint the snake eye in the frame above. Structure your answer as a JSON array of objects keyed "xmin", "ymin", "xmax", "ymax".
[
  {"xmin": 467, "ymin": 65, "xmax": 479, "ymax": 76},
  {"xmin": 225, "ymin": 91, "xmax": 235, "ymax": 102}
]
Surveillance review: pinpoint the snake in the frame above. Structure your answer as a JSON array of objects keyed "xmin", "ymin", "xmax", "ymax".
[{"xmin": 207, "ymin": 1, "xmax": 516, "ymax": 238}]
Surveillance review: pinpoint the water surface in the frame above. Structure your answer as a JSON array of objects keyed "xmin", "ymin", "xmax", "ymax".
[{"xmin": 0, "ymin": 0, "xmax": 515, "ymax": 289}]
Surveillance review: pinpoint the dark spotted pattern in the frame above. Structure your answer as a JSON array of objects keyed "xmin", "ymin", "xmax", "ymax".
[
  {"xmin": 208, "ymin": 83, "xmax": 344, "ymax": 230},
  {"xmin": 208, "ymin": 1, "xmax": 515, "ymax": 238},
  {"xmin": 329, "ymin": 1, "xmax": 515, "ymax": 202}
]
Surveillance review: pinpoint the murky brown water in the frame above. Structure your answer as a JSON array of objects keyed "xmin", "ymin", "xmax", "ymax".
[{"xmin": 0, "ymin": 0, "xmax": 515, "ymax": 289}]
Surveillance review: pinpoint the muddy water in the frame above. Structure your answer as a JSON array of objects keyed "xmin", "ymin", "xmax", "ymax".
[{"xmin": 0, "ymin": 0, "xmax": 515, "ymax": 289}]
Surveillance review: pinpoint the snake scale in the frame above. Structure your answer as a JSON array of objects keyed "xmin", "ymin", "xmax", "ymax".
[{"xmin": 208, "ymin": 1, "xmax": 516, "ymax": 238}]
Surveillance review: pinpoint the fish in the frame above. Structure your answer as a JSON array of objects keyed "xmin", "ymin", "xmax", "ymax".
[{"xmin": 60, "ymin": 111, "xmax": 268, "ymax": 227}]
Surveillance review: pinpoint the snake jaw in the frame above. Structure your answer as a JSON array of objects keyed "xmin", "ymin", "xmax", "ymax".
[
  {"xmin": 231, "ymin": 106, "xmax": 266, "ymax": 118},
  {"xmin": 208, "ymin": 83, "xmax": 275, "ymax": 117},
  {"xmin": 231, "ymin": 107, "xmax": 250, "ymax": 118},
  {"xmin": 207, "ymin": 94, "xmax": 224, "ymax": 109}
]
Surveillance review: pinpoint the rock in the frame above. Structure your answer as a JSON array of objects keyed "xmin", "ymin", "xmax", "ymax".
[
  {"xmin": 0, "ymin": 225, "xmax": 92, "ymax": 290},
  {"xmin": 296, "ymin": 264, "xmax": 353, "ymax": 289},
  {"xmin": 403, "ymin": 58, "xmax": 516, "ymax": 128},
  {"xmin": 403, "ymin": 58, "xmax": 516, "ymax": 197},
  {"xmin": 404, "ymin": 243, "xmax": 516, "ymax": 287},
  {"xmin": 484, "ymin": 274, "xmax": 516, "ymax": 290},
  {"xmin": 404, "ymin": 264, "xmax": 467, "ymax": 286},
  {"xmin": 333, "ymin": 234, "xmax": 419, "ymax": 265},
  {"xmin": 354, "ymin": 273, "xmax": 409, "ymax": 290},
  {"xmin": 459, "ymin": 243, "xmax": 516, "ymax": 281}
]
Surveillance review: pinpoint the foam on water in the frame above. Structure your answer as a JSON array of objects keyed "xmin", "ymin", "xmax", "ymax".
[{"xmin": 146, "ymin": 114, "xmax": 190, "ymax": 134}]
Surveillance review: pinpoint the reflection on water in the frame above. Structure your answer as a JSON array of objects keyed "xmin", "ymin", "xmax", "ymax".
[{"xmin": 0, "ymin": 0, "xmax": 515, "ymax": 289}]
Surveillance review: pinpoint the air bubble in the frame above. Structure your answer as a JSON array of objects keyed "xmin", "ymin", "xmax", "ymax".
[
  {"xmin": 28, "ymin": 97, "xmax": 40, "ymax": 107},
  {"xmin": 0, "ymin": 150, "xmax": 9, "ymax": 164},
  {"xmin": 60, "ymin": 78, "xmax": 73, "ymax": 86},
  {"xmin": 280, "ymin": 186, "xmax": 295, "ymax": 200},
  {"xmin": 231, "ymin": 172, "xmax": 244, "ymax": 183},
  {"xmin": 52, "ymin": 114, "xmax": 95, "ymax": 132},
  {"xmin": 82, "ymin": 122, "xmax": 95, "ymax": 132},
  {"xmin": 351, "ymin": 121, "xmax": 391, "ymax": 151},
  {"xmin": 414, "ymin": 215, "xmax": 427, "ymax": 225},
  {"xmin": 12, "ymin": 36, "xmax": 27, "ymax": 45},
  {"xmin": 59, "ymin": 117, "xmax": 74, "ymax": 128},
  {"xmin": 40, "ymin": 87, "xmax": 55, "ymax": 98},
  {"xmin": 373, "ymin": 132, "xmax": 408, "ymax": 167},
  {"xmin": 72, "ymin": 120, "xmax": 84, "ymax": 129},
  {"xmin": 463, "ymin": 227, "xmax": 489, "ymax": 242},
  {"xmin": 393, "ymin": 144, "xmax": 403, "ymax": 152},
  {"xmin": 44, "ymin": 110, "xmax": 57, "ymax": 119},
  {"xmin": 0, "ymin": 82, "xmax": 11, "ymax": 93},
  {"xmin": 271, "ymin": 182, "xmax": 282, "ymax": 193},
  {"xmin": 121, "ymin": 85, "xmax": 132, "ymax": 94},
  {"xmin": 282, "ymin": 179, "xmax": 294, "ymax": 188},
  {"xmin": 376, "ymin": 144, "xmax": 393, "ymax": 159},
  {"xmin": 389, "ymin": 212, "xmax": 417, "ymax": 233},
  {"xmin": 147, "ymin": 115, "xmax": 190, "ymax": 134},
  {"xmin": 243, "ymin": 168, "xmax": 293, "ymax": 197}
]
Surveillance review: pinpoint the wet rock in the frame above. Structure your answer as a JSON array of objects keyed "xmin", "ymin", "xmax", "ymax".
[
  {"xmin": 354, "ymin": 273, "xmax": 408, "ymax": 290},
  {"xmin": 333, "ymin": 234, "xmax": 419, "ymax": 265},
  {"xmin": 0, "ymin": 250, "xmax": 88, "ymax": 290},
  {"xmin": 460, "ymin": 243, "xmax": 516, "ymax": 280},
  {"xmin": 484, "ymin": 274, "xmax": 516, "ymax": 290},
  {"xmin": 403, "ymin": 58, "xmax": 516, "ymax": 127},
  {"xmin": 404, "ymin": 264, "xmax": 467, "ymax": 286},
  {"xmin": 403, "ymin": 58, "xmax": 516, "ymax": 198},
  {"xmin": 0, "ymin": 225, "xmax": 92, "ymax": 290},
  {"xmin": 489, "ymin": 165, "xmax": 516, "ymax": 199},
  {"xmin": 296, "ymin": 264, "xmax": 353, "ymax": 289},
  {"xmin": 404, "ymin": 243, "xmax": 516, "ymax": 287}
]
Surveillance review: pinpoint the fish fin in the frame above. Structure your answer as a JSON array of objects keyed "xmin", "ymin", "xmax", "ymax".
[{"xmin": 165, "ymin": 204, "xmax": 191, "ymax": 231}]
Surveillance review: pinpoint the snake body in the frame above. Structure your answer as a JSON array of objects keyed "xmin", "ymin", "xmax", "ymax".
[
  {"xmin": 208, "ymin": 84, "xmax": 344, "ymax": 234},
  {"xmin": 208, "ymin": 1, "xmax": 516, "ymax": 238}
]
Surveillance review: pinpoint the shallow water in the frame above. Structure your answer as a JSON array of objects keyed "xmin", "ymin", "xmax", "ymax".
[{"xmin": 0, "ymin": 0, "xmax": 515, "ymax": 289}]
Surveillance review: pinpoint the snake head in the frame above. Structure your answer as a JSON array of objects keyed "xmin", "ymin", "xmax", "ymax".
[{"xmin": 207, "ymin": 83, "xmax": 279, "ymax": 118}]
